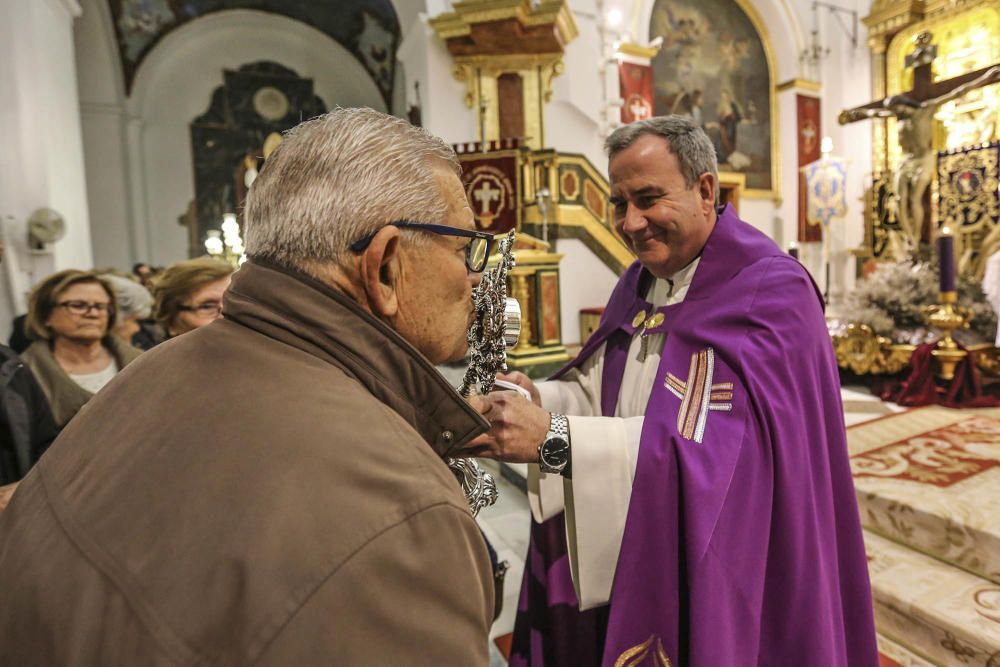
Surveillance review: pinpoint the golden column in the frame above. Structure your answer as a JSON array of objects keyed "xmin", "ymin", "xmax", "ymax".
[{"xmin": 429, "ymin": 0, "xmax": 578, "ymax": 149}]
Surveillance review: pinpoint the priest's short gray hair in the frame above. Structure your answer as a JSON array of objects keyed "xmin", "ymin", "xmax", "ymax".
[
  {"xmin": 605, "ymin": 115, "xmax": 718, "ymax": 189},
  {"xmin": 244, "ymin": 107, "xmax": 460, "ymax": 272}
]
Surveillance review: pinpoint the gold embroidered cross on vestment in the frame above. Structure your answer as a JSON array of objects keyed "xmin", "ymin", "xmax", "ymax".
[{"xmin": 664, "ymin": 347, "xmax": 733, "ymax": 443}]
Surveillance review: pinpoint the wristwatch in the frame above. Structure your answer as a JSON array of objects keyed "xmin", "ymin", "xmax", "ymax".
[{"xmin": 538, "ymin": 413, "xmax": 571, "ymax": 476}]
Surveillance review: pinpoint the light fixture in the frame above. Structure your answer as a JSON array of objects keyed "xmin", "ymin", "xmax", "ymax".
[
  {"xmin": 204, "ymin": 230, "xmax": 224, "ymax": 256},
  {"xmin": 606, "ymin": 7, "xmax": 623, "ymax": 27},
  {"xmin": 204, "ymin": 213, "xmax": 246, "ymax": 268}
]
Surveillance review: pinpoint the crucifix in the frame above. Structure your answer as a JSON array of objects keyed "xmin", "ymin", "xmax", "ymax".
[{"xmin": 839, "ymin": 31, "xmax": 1000, "ymax": 248}]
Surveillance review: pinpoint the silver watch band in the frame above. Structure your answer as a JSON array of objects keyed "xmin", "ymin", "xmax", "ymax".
[
  {"xmin": 538, "ymin": 413, "xmax": 570, "ymax": 475},
  {"xmin": 549, "ymin": 413, "xmax": 569, "ymax": 440}
]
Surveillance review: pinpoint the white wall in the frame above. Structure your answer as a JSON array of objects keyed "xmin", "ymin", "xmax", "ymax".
[
  {"xmin": 547, "ymin": 0, "xmax": 610, "ymax": 171},
  {"xmin": 0, "ymin": 0, "xmax": 92, "ymax": 338},
  {"xmin": 76, "ymin": 7, "xmax": 387, "ymax": 270},
  {"xmin": 396, "ymin": 11, "xmax": 476, "ymax": 145},
  {"xmin": 556, "ymin": 238, "xmax": 620, "ymax": 343}
]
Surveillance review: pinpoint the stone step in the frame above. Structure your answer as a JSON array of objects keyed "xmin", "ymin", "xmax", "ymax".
[
  {"xmin": 848, "ymin": 406, "xmax": 1000, "ymax": 585},
  {"xmin": 877, "ymin": 632, "xmax": 939, "ymax": 667},
  {"xmin": 865, "ymin": 530, "xmax": 1000, "ymax": 666}
]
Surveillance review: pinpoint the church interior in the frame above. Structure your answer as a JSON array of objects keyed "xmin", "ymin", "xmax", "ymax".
[{"xmin": 2, "ymin": 0, "xmax": 1000, "ymax": 664}]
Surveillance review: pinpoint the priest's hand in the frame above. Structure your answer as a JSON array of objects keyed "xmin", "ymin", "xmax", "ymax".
[
  {"xmin": 458, "ymin": 390, "xmax": 549, "ymax": 463},
  {"xmin": 496, "ymin": 371, "xmax": 541, "ymax": 406}
]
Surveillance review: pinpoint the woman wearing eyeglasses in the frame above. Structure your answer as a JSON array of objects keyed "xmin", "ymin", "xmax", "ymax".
[
  {"xmin": 152, "ymin": 257, "xmax": 234, "ymax": 340},
  {"xmin": 21, "ymin": 270, "xmax": 142, "ymax": 428}
]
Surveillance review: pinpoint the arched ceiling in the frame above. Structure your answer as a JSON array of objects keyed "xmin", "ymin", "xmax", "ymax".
[{"xmin": 108, "ymin": 0, "xmax": 400, "ymax": 104}]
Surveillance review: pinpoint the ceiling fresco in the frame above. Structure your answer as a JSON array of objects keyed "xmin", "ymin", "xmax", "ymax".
[{"xmin": 108, "ymin": 0, "xmax": 400, "ymax": 104}]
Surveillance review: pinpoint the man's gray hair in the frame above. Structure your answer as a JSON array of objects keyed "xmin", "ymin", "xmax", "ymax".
[
  {"xmin": 605, "ymin": 115, "xmax": 718, "ymax": 188},
  {"xmin": 244, "ymin": 107, "xmax": 460, "ymax": 271}
]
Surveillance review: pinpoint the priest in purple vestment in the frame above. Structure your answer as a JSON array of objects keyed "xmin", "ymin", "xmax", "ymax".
[{"xmin": 458, "ymin": 115, "xmax": 878, "ymax": 666}]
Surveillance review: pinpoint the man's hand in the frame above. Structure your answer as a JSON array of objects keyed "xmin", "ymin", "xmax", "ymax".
[
  {"xmin": 458, "ymin": 390, "xmax": 550, "ymax": 463},
  {"xmin": 496, "ymin": 372, "xmax": 541, "ymax": 406},
  {"xmin": 0, "ymin": 482, "xmax": 18, "ymax": 512}
]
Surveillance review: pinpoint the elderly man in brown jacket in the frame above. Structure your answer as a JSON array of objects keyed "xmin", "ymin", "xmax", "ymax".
[{"xmin": 0, "ymin": 109, "xmax": 495, "ymax": 664}]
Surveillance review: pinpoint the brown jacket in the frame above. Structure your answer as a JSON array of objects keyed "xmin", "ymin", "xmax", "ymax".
[
  {"xmin": 21, "ymin": 335, "xmax": 142, "ymax": 427},
  {"xmin": 0, "ymin": 261, "xmax": 493, "ymax": 665}
]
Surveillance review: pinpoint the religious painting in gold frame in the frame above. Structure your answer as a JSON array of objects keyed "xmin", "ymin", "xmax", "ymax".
[
  {"xmin": 718, "ymin": 171, "xmax": 745, "ymax": 212},
  {"xmin": 648, "ymin": 0, "xmax": 779, "ymax": 199},
  {"xmin": 884, "ymin": 3, "xmax": 1000, "ymax": 171}
]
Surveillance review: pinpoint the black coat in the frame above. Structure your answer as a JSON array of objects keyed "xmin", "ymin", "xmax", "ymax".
[{"xmin": 0, "ymin": 344, "xmax": 58, "ymax": 484}]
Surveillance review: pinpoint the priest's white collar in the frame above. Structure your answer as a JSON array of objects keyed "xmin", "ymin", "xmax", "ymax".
[{"xmin": 647, "ymin": 257, "xmax": 701, "ymax": 306}]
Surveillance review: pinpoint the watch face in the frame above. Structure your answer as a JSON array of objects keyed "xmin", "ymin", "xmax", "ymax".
[{"xmin": 542, "ymin": 437, "xmax": 570, "ymax": 467}]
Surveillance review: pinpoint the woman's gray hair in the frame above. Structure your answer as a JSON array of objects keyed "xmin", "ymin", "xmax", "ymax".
[
  {"xmin": 605, "ymin": 115, "xmax": 718, "ymax": 188},
  {"xmin": 244, "ymin": 107, "xmax": 460, "ymax": 272},
  {"xmin": 101, "ymin": 273, "xmax": 153, "ymax": 324}
]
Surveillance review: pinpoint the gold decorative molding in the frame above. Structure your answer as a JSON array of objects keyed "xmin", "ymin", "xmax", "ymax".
[
  {"xmin": 832, "ymin": 324, "xmax": 916, "ymax": 375},
  {"xmin": 541, "ymin": 59, "xmax": 564, "ymax": 103},
  {"xmin": 451, "ymin": 54, "xmax": 565, "ymax": 146},
  {"xmin": 863, "ymin": 0, "xmax": 926, "ymax": 42},
  {"xmin": 615, "ymin": 41, "xmax": 661, "ymax": 60},
  {"xmin": 430, "ymin": 0, "xmax": 578, "ymax": 48},
  {"xmin": 728, "ymin": 0, "xmax": 782, "ymax": 201},
  {"xmin": 776, "ymin": 78, "xmax": 822, "ymax": 93}
]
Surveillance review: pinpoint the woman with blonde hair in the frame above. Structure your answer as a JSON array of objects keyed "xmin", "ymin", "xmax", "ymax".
[
  {"xmin": 21, "ymin": 270, "xmax": 142, "ymax": 428},
  {"xmin": 153, "ymin": 258, "xmax": 234, "ymax": 339}
]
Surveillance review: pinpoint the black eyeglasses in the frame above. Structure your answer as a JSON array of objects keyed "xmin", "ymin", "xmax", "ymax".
[
  {"xmin": 350, "ymin": 221, "xmax": 497, "ymax": 273},
  {"xmin": 57, "ymin": 301, "xmax": 110, "ymax": 316},
  {"xmin": 177, "ymin": 301, "xmax": 223, "ymax": 318}
]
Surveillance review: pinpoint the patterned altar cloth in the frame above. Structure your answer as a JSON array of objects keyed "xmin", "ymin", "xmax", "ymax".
[{"xmin": 849, "ymin": 407, "xmax": 1000, "ymax": 665}]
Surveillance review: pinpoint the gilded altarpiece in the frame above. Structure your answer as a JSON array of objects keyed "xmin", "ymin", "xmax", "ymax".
[{"xmin": 861, "ymin": 0, "xmax": 1000, "ymax": 262}]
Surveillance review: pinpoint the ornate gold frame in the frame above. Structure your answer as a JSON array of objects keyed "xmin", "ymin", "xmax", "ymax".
[{"xmin": 718, "ymin": 0, "xmax": 781, "ymax": 200}]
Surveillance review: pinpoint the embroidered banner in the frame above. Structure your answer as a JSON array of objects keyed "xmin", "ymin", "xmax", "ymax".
[
  {"xmin": 458, "ymin": 154, "xmax": 519, "ymax": 233},
  {"xmin": 938, "ymin": 142, "xmax": 1000, "ymax": 231},
  {"xmin": 620, "ymin": 62, "xmax": 654, "ymax": 124},
  {"xmin": 797, "ymin": 94, "xmax": 822, "ymax": 242},
  {"xmin": 804, "ymin": 156, "xmax": 848, "ymax": 228}
]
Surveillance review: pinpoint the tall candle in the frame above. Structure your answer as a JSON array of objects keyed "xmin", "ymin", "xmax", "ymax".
[
  {"xmin": 938, "ymin": 226, "xmax": 956, "ymax": 293},
  {"xmin": 788, "ymin": 241, "xmax": 799, "ymax": 260}
]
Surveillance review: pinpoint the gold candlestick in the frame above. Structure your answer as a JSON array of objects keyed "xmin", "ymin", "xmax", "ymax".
[{"xmin": 924, "ymin": 291, "xmax": 971, "ymax": 381}]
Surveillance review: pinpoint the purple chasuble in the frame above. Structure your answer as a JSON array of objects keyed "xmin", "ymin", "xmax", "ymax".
[
  {"xmin": 513, "ymin": 205, "xmax": 878, "ymax": 666},
  {"xmin": 603, "ymin": 206, "xmax": 877, "ymax": 666}
]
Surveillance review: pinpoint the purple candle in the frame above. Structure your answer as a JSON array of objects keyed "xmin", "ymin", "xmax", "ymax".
[
  {"xmin": 788, "ymin": 242, "xmax": 799, "ymax": 260},
  {"xmin": 938, "ymin": 227, "xmax": 956, "ymax": 293}
]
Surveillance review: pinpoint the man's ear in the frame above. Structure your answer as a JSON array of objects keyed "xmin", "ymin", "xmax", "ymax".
[
  {"xmin": 698, "ymin": 172, "xmax": 717, "ymax": 213},
  {"xmin": 359, "ymin": 225, "xmax": 402, "ymax": 318}
]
